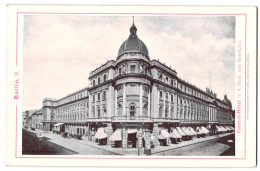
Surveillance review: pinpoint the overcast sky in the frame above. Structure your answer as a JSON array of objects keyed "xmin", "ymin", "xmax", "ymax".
[{"xmin": 23, "ymin": 15, "xmax": 235, "ymax": 111}]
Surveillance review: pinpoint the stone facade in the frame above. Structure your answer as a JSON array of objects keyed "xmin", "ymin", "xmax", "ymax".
[{"xmin": 25, "ymin": 22, "xmax": 235, "ymax": 149}]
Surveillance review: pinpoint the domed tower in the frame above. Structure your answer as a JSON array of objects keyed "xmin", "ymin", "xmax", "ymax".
[
  {"xmin": 223, "ymin": 94, "xmax": 232, "ymax": 109},
  {"xmin": 117, "ymin": 23, "xmax": 149, "ymax": 60},
  {"xmin": 113, "ymin": 21, "xmax": 152, "ymax": 121}
]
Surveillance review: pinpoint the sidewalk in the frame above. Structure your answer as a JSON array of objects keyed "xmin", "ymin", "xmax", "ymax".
[{"xmin": 28, "ymin": 129, "xmax": 234, "ymax": 156}]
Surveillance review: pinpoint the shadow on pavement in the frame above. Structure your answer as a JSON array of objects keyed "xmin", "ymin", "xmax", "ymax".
[{"xmin": 22, "ymin": 129, "xmax": 78, "ymax": 155}]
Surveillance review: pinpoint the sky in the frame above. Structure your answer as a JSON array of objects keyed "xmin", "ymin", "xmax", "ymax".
[{"xmin": 23, "ymin": 15, "xmax": 235, "ymax": 111}]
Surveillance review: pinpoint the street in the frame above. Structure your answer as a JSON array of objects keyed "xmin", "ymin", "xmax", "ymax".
[{"xmin": 23, "ymin": 129, "xmax": 235, "ymax": 156}]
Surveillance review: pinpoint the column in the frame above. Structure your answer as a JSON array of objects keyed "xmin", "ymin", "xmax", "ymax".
[
  {"xmin": 139, "ymin": 84, "xmax": 143, "ymax": 116},
  {"xmin": 152, "ymin": 123, "xmax": 159, "ymax": 146},
  {"xmin": 163, "ymin": 91, "xmax": 165, "ymax": 118},
  {"xmin": 115, "ymin": 88, "xmax": 117, "ymax": 116},
  {"xmin": 123, "ymin": 83, "xmax": 126, "ymax": 116},
  {"xmin": 106, "ymin": 123, "xmax": 113, "ymax": 145},
  {"xmin": 122, "ymin": 126, "xmax": 127, "ymax": 148},
  {"xmin": 88, "ymin": 95, "xmax": 92, "ymax": 118},
  {"xmin": 148, "ymin": 88, "xmax": 151, "ymax": 118}
]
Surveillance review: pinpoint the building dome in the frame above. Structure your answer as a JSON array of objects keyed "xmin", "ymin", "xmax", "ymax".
[
  {"xmin": 223, "ymin": 94, "xmax": 232, "ymax": 106},
  {"xmin": 117, "ymin": 23, "xmax": 149, "ymax": 58}
]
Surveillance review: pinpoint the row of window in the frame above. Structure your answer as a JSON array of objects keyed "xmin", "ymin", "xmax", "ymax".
[
  {"xmin": 158, "ymin": 73, "xmax": 213, "ymax": 103},
  {"xmin": 117, "ymin": 84, "xmax": 149, "ymax": 97},
  {"xmin": 56, "ymin": 91, "xmax": 89, "ymax": 106},
  {"xmin": 91, "ymin": 105, "xmax": 107, "ymax": 118},
  {"xmin": 92, "ymin": 91, "xmax": 107, "ymax": 102},
  {"xmin": 92, "ymin": 73, "xmax": 107, "ymax": 86}
]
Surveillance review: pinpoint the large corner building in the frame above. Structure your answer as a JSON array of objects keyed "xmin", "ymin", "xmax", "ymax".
[{"xmin": 27, "ymin": 21, "xmax": 235, "ymax": 149}]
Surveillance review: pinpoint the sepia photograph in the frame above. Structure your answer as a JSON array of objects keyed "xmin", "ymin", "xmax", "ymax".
[{"xmin": 22, "ymin": 15, "xmax": 236, "ymax": 156}]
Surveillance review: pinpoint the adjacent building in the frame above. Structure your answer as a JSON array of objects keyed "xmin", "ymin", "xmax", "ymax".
[{"xmin": 24, "ymin": 22, "xmax": 235, "ymax": 149}]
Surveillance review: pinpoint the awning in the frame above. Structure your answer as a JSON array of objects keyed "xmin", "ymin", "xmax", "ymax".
[
  {"xmin": 185, "ymin": 127, "xmax": 195, "ymax": 136},
  {"xmin": 94, "ymin": 128, "xmax": 107, "ymax": 139},
  {"xmin": 161, "ymin": 129, "xmax": 171, "ymax": 138},
  {"xmin": 173, "ymin": 128, "xmax": 182, "ymax": 138},
  {"xmin": 158, "ymin": 134, "xmax": 166, "ymax": 139},
  {"xmin": 182, "ymin": 127, "xmax": 192, "ymax": 136},
  {"xmin": 54, "ymin": 123, "xmax": 64, "ymax": 127},
  {"xmin": 201, "ymin": 126, "xmax": 209, "ymax": 134},
  {"xmin": 188, "ymin": 127, "xmax": 197, "ymax": 135},
  {"xmin": 177, "ymin": 127, "xmax": 186, "ymax": 136},
  {"xmin": 220, "ymin": 126, "xmax": 227, "ymax": 132},
  {"xmin": 110, "ymin": 129, "xmax": 122, "ymax": 141},
  {"xmin": 196, "ymin": 127, "xmax": 202, "ymax": 134},
  {"xmin": 127, "ymin": 129, "xmax": 138, "ymax": 134}
]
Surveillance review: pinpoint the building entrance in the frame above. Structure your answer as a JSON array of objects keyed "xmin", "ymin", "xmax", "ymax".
[{"xmin": 127, "ymin": 133, "xmax": 137, "ymax": 148}]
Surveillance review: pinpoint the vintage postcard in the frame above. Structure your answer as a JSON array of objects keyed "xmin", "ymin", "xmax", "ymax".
[{"xmin": 5, "ymin": 5, "xmax": 257, "ymax": 167}]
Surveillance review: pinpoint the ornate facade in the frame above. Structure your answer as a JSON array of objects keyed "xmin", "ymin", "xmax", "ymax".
[{"xmin": 28, "ymin": 22, "xmax": 235, "ymax": 149}]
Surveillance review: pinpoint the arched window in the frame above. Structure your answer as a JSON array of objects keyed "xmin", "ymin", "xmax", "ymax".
[{"xmin": 130, "ymin": 103, "xmax": 136, "ymax": 117}]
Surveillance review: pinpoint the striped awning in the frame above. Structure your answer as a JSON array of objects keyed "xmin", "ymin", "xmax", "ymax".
[
  {"xmin": 161, "ymin": 129, "xmax": 171, "ymax": 138},
  {"xmin": 201, "ymin": 126, "xmax": 209, "ymax": 134},
  {"xmin": 94, "ymin": 128, "xmax": 108, "ymax": 139},
  {"xmin": 177, "ymin": 127, "xmax": 186, "ymax": 136},
  {"xmin": 127, "ymin": 129, "xmax": 138, "ymax": 134},
  {"xmin": 54, "ymin": 123, "xmax": 64, "ymax": 127},
  {"xmin": 110, "ymin": 129, "xmax": 122, "ymax": 141}
]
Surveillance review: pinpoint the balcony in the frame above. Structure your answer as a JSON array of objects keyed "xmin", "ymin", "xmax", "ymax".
[
  {"xmin": 114, "ymin": 70, "xmax": 153, "ymax": 79},
  {"xmin": 86, "ymin": 117, "xmax": 112, "ymax": 122},
  {"xmin": 112, "ymin": 116, "xmax": 153, "ymax": 122}
]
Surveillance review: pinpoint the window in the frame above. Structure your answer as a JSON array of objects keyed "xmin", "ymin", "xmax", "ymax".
[
  {"xmin": 130, "ymin": 104, "xmax": 136, "ymax": 116},
  {"xmin": 119, "ymin": 68, "xmax": 122, "ymax": 75},
  {"xmin": 98, "ymin": 77, "xmax": 101, "ymax": 84},
  {"xmin": 93, "ymin": 79, "xmax": 95, "ymax": 86},
  {"xmin": 159, "ymin": 91, "xmax": 163, "ymax": 99},
  {"xmin": 103, "ymin": 106, "xmax": 107, "ymax": 114},
  {"xmin": 166, "ymin": 93, "xmax": 168, "ymax": 100},
  {"xmin": 165, "ymin": 107, "xmax": 168, "ymax": 118},
  {"xmin": 97, "ymin": 93, "xmax": 100, "ymax": 101},
  {"xmin": 171, "ymin": 94, "xmax": 173, "ymax": 102},
  {"xmin": 130, "ymin": 65, "xmax": 135, "ymax": 73},
  {"xmin": 102, "ymin": 91, "xmax": 106, "ymax": 100},
  {"xmin": 97, "ymin": 107, "xmax": 100, "ymax": 118},
  {"xmin": 103, "ymin": 74, "xmax": 107, "ymax": 82},
  {"xmin": 159, "ymin": 106, "xmax": 163, "ymax": 118},
  {"xmin": 171, "ymin": 79, "xmax": 173, "ymax": 86},
  {"xmin": 166, "ymin": 77, "xmax": 168, "ymax": 82},
  {"xmin": 159, "ymin": 74, "xmax": 163, "ymax": 80},
  {"xmin": 92, "ymin": 94, "xmax": 95, "ymax": 102}
]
